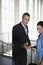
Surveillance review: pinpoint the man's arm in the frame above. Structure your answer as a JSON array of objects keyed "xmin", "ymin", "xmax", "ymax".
[{"xmin": 27, "ymin": 35, "xmax": 31, "ymax": 45}]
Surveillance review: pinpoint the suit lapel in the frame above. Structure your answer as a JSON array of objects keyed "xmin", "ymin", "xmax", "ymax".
[{"xmin": 20, "ymin": 23, "xmax": 27, "ymax": 36}]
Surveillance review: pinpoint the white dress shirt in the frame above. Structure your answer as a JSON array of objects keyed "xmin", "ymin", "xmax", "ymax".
[{"xmin": 21, "ymin": 22, "xmax": 28, "ymax": 35}]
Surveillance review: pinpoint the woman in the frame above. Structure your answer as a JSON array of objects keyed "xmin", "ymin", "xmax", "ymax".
[{"xmin": 36, "ymin": 21, "xmax": 43, "ymax": 65}]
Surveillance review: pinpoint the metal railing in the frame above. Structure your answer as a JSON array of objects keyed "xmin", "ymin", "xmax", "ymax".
[
  {"xmin": 0, "ymin": 39, "xmax": 36, "ymax": 56},
  {"xmin": 0, "ymin": 39, "xmax": 38, "ymax": 63},
  {"xmin": 0, "ymin": 40, "xmax": 12, "ymax": 56}
]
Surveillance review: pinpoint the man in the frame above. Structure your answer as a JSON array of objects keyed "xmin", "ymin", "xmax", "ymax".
[{"xmin": 12, "ymin": 12, "xmax": 31, "ymax": 65}]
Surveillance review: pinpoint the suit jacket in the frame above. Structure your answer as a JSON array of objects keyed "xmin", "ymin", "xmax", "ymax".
[{"xmin": 12, "ymin": 23, "xmax": 31, "ymax": 58}]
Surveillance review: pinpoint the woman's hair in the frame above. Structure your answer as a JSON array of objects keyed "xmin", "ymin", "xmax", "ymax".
[{"xmin": 37, "ymin": 21, "xmax": 43, "ymax": 28}]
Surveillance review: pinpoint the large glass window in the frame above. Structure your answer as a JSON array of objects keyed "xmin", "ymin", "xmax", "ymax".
[
  {"xmin": 2, "ymin": 0, "xmax": 14, "ymax": 33},
  {"xmin": 2, "ymin": 0, "xmax": 14, "ymax": 43},
  {"xmin": 19, "ymin": 0, "xmax": 41, "ymax": 40},
  {"xmin": 28, "ymin": 0, "xmax": 42, "ymax": 40},
  {"xmin": 19, "ymin": 0, "xmax": 26, "ymax": 21}
]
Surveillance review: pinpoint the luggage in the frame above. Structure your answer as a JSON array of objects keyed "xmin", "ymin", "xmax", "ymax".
[
  {"xmin": 28, "ymin": 47, "xmax": 37, "ymax": 65},
  {"xmin": 29, "ymin": 63, "xmax": 37, "ymax": 65}
]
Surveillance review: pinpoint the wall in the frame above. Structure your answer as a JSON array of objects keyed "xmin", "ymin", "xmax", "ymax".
[
  {"xmin": 0, "ymin": 0, "xmax": 2, "ymax": 41},
  {"xmin": 14, "ymin": 0, "xmax": 19, "ymax": 25},
  {"xmin": 0, "ymin": 0, "xmax": 2, "ymax": 33}
]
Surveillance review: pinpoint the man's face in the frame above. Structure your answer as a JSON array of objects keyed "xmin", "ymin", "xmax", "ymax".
[
  {"xmin": 22, "ymin": 15, "xmax": 30, "ymax": 25},
  {"xmin": 37, "ymin": 25, "xmax": 43, "ymax": 34}
]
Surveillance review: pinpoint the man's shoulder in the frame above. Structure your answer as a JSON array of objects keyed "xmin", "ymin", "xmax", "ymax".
[{"xmin": 13, "ymin": 23, "xmax": 21, "ymax": 29}]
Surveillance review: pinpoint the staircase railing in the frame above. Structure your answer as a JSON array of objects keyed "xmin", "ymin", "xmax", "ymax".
[{"xmin": 0, "ymin": 40, "xmax": 12, "ymax": 56}]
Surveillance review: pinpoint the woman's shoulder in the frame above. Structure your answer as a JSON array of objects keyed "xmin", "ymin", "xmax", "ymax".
[
  {"xmin": 37, "ymin": 33, "xmax": 43, "ymax": 42},
  {"xmin": 40, "ymin": 33, "xmax": 43, "ymax": 38}
]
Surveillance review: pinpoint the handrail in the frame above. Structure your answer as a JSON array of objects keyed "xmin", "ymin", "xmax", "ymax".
[
  {"xmin": 0, "ymin": 39, "xmax": 36, "ymax": 43},
  {"xmin": 0, "ymin": 32, "xmax": 11, "ymax": 34},
  {"xmin": 0, "ymin": 39, "xmax": 37, "ymax": 48},
  {"xmin": 0, "ymin": 40, "xmax": 12, "ymax": 45},
  {"xmin": 0, "ymin": 39, "xmax": 36, "ymax": 56},
  {"xmin": 31, "ymin": 40, "xmax": 36, "ymax": 42},
  {"xmin": 0, "ymin": 40, "xmax": 12, "ymax": 55}
]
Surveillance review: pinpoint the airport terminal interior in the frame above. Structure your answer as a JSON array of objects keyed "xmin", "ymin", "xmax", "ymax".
[{"xmin": 0, "ymin": 0, "xmax": 43, "ymax": 65}]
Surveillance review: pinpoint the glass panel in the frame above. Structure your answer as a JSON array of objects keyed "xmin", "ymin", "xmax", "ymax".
[
  {"xmin": 6, "ymin": 9, "xmax": 9, "ymax": 20},
  {"xmin": 6, "ymin": 0, "xmax": 9, "ymax": 9},
  {"xmin": 2, "ymin": 0, "xmax": 6, "ymax": 8},
  {"xmin": 2, "ymin": 20, "xmax": 6, "ymax": 33},
  {"xmin": 19, "ymin": 0, "xmax": 26, "ymax": 21},
  {"xmin": 8, "ymin": 1, "xmax": 13, "ymax": 10},
  {"xmin": 2, "ymin": 8, "xmax": 6, "ymax": 19},
  {"xmin": 2, "ymin": 0, "xmax": 14, "ymax": 33}
]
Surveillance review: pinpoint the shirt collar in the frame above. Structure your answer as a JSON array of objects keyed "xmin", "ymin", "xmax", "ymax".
[
  {"xmin": 21, "ymin": 22, "xmax": 27, "ymax": 29},
  {"xmin": 38, "ymin": 33, "xmax": 43, "ymax": 38}
]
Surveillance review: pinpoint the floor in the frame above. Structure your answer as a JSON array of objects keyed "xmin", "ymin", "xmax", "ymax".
[
  {"xmin": 0, "ymin": 55, "xmax": 15, "ymax": 65},
  {"xmin": 0, "ymin": 48, "xmax": 38, "ymax": 65}
]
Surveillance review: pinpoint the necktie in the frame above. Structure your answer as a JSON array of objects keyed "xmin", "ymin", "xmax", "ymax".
[
  {"xmin": 25, "ymin": 25, "xmax": 29, "ymax": 44},
  {"xmin": 25, "ymin": 25, "xmax": 28, "ymax": 35}
]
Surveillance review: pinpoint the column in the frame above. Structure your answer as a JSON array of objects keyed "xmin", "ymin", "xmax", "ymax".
[
  {"xmin": 14, "ymin": 0, "xmax": 19, "ymax": 25},
  {"xmin": 0, "ymin": 0, "xmax": 2, "ymax": 33}
]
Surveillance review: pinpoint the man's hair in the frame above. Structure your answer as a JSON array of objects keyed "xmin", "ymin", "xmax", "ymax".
[
  {"xmin": 37, "ymin": 21, "xmax": 43, "ymax": 28},
  {"xmin": 22, "ymin": 12, "xmax": 30, "ymax": 18}
]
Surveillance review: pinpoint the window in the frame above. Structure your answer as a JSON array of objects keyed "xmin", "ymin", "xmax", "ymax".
[
  {"xmin": 2, "ymin": 0, "xmax": 14, "ymax": 43},
  {"xmin": 19, "ymin": 0, "xmax": 27, "ymax": 21},
  {"xmin": 2, "ymin": 0, "xmax": 14, "ymax": 33},
  {"xmin": 19, "ymin": 0, "xmax": 42, "ymax": 40}
]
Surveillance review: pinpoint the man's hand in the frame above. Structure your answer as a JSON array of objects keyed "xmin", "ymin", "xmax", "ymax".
[
  {"xmin": 22, "ymin": 43, "xmax": 31, "ymax": 49},
  {"xmin": 28, "ymin": 45, "xmax": 31, "ymax": 49}
]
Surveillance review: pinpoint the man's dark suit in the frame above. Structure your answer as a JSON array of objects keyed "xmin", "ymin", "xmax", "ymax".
[{"xmin": 12, "ymin": 22, "xmax": 31, "ymax": 65}]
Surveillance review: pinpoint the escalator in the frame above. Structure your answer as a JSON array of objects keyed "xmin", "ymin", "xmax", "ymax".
[
  {"xmin": 0, "ymin": 40, "xmax": 14, "ymax": 65},
  {"xmin": 0, "ymin": 40, "xmax": 38, "ymax": 65},
  {"xmin": 0, "ymin": 40, "xmax": 12, "ymax": 56}
]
